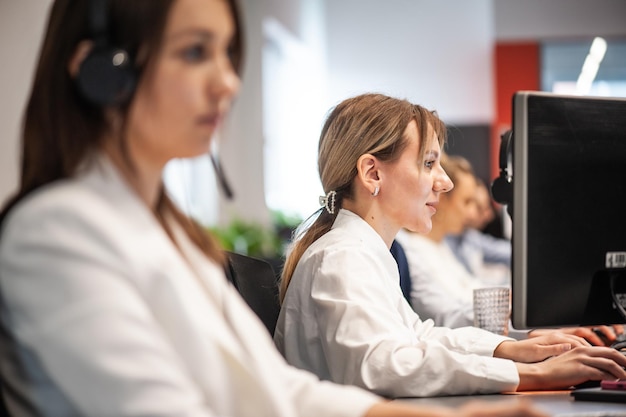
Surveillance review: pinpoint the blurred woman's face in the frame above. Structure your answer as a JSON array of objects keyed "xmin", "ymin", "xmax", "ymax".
[
  {"xmin": 438, "ymin": 171, "xmax": 478, "ymax": 235},
  {"xmin": 126, "ymin": 0, "xmax": 240, "ymax": 169}
]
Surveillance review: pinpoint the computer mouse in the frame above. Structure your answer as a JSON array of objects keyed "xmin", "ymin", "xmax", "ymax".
[
  {"xmin": 611, "ymin": 339, "xmax": 626, "ymax": 351},
  {"xmin": 593, "ymin": 329, "xmax": 626, "ymax": 348}
]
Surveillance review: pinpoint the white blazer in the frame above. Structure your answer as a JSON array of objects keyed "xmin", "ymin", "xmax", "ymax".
[{"xmin": 0, "ymin": 156, "xmax": 378, "ymax": 417}]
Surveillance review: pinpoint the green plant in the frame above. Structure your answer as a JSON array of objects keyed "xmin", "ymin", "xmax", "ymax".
[
  {"xmin": 210, "ymin": 211, "xmax": 303, "ymax": 259},
  {"xmin": 211, "ymin": 219, "xmax": 280, "ymax": 258},
  {"xmin": 271, "ymin": 210, "xmax": 302, "ymax": 243}
]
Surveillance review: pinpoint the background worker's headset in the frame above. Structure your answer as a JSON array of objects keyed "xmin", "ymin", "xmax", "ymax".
[
  {"xmin": 75, "ymin": 0, "xmax": 234, "ymax": 199},
  {"xmin": 490, "ymin": 129, "xmax": 513, "ymax": 219}
]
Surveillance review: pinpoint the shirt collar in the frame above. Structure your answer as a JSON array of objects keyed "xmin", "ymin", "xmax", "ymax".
[{"xmin": 331, "ymin": 209, "xmax": 399, "ymax": 278}]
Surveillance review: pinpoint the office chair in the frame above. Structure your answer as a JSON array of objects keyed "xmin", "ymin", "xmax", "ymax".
[{"xmin": 224, "ymin": 252, "xmax": 282, "ymax": 336}]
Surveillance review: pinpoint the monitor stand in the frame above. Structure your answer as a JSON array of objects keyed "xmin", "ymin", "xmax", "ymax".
[{"xmin": 581, "ymin": 270, "xmax": 626, "ymax": 326}]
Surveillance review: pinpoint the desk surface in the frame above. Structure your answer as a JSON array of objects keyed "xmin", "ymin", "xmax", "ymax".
[{"xmin": 395, "ymin": 391, "xmax": 626, "ymax": 416}]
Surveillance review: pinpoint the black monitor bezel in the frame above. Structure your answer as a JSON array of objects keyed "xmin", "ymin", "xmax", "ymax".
[{"xmin": 510, "ymin": 91, "xmax": 626, "ymax": 329}]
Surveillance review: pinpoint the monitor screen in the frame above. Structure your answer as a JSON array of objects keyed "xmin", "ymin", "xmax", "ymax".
[{"xmin": 509, "ymin": 91, "xmax": 626, "ymax": 329}]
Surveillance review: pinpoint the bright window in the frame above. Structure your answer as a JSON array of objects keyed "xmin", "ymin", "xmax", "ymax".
[{"xmin": 541, "ymin": 39, "xmax": 626, "ymax": 97}]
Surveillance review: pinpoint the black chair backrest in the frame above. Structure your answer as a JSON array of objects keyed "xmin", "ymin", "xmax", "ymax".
[{"xmin": 224, "ymin": 252, "xmax": 281, "ymax": 336}]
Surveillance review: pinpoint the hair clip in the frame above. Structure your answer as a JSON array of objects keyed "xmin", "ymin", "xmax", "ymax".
[{"xmin": 319, "ymin": 190, "xmax": 337, "ymax": 214}]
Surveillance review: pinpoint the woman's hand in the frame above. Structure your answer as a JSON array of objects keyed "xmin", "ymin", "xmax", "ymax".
[
  {"xmin": 494, "ymin": 332, "xmax": 590, "ymax": 363},
  {"xmin": 515, "ymin": 346, "xmax": 626, "ymax": 391},
  {"xmin": 529, "ymin": 325, "xmax": 625, "ymax": 346},
  {"xmin": 455, "ymin": 399, "xmax": 550, "ymax": 417},
  {"xmin": 365, "ymin": 398, "xmax": 549, "ymax": 417}
]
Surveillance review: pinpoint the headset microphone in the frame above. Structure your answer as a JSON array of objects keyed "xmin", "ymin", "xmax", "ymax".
[{"xmin": 210, "ymin": 154, "xmax": 234, "ymax": 200}]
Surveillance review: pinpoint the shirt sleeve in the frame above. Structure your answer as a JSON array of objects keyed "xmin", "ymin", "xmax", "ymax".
[{"xmin": 310, "ymin": 247, "xmax": 519, "ymax": 398}]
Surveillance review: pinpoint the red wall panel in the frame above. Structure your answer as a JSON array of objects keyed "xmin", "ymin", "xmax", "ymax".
[{"xmin": 491, "ymin": 42, "xmax": 540, "ymax": 181}]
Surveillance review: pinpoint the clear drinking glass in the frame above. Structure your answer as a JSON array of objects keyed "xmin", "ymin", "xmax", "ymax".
[{"xmin": 473, "ymin": 287, "xmax": 510, "ymax": 335}]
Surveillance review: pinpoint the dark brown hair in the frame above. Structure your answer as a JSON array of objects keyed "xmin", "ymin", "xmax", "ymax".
[{"xmin": 1, "ymin": 0, "xmax": 244, "ymax": 263}]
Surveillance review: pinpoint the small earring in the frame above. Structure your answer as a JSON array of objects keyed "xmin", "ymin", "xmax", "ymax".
[{"xmin": 372, "ymin": 186, "xmax": 379, "ymax": 197}]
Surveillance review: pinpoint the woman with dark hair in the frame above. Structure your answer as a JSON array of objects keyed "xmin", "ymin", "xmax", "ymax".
[
  {"xmin": 275, "ymin": 93, "xmax": 626, "ymax": 398},
  {"xmin": 0, "ymin": 1, "xmax": 555, "ymax": 416}
]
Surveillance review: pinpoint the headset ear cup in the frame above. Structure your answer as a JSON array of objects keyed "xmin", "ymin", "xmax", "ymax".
[
  {"xmin": 491, "ymin": 129, "xmax": 513, "ymax": 206},
  {"xmin": 491, "ymin": 175, "xmax": 512, "ymax": 205},
  {"xmin": 76, "ymin": 46, "xmax": 136, "ymax": 106}
]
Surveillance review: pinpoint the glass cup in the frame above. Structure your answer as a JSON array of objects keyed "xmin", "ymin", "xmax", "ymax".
[{"xmin": 473, "ymin": 287, "xmax": 510, "ymax": 335}]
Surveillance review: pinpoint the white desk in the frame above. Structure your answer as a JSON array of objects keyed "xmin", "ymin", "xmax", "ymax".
[{"xmin": 395, "ymin": 391, "xmax": 626, "ymax": 416}]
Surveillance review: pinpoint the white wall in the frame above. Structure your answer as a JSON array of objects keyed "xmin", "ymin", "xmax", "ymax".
[
  {"xmin": 218, "ymin": 0, "xmax": 270, "ymax": 225},
  {"xmin": 324, "ymin": 0, "xmax": 494, "ymax": 124},
  {"xmin": 1, "ymin": 0, "xmax": 625, "ymax": 219},
  {"xmin": 0, "ymin": 0, "xmax": 51, "ymax": 206},
  {"xmin": 494, "ymin": 0, "xmax": 626, "ymax": 40}
]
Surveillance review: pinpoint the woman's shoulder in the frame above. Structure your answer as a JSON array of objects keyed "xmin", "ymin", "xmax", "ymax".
[
  {"xmin": 0, "ymin": 180, "xmax": 116, "ymax": 283},
  {"xmin": 304, "ymin": 224, "xmax": 371, "ymax": 260},
  {"xmin": 0, "ymin": 171, "xmax": 147, "ymax": 257},
  {"xmin": 300, "ymin": 227, "xmax": 388, "ymax": 279},
  {"xmin": 4, "ymin": 180, "xmax": 86, "ymax": 225},
  {"xmin": 4, "ymin": 179, "xmax": 110, "ymax": 229}
]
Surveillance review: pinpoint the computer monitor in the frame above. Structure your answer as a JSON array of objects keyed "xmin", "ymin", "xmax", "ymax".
[{"xmin": 506, "ymin": 91, "xmax": 626, "ymax": 329}]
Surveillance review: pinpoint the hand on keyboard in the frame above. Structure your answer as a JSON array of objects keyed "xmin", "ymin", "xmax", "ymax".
[{"xmin": 591, "ymin": 326, "xmax": 626, "ymax": 347}]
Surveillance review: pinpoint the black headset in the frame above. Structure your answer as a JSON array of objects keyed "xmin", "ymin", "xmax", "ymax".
[
  {"xmin": 490, "ymin": 129, "xmax": 513, "ymax": 217},
  {"xmin": 75, "ymin": 0, "xmax": 136, "ymax": 106}
]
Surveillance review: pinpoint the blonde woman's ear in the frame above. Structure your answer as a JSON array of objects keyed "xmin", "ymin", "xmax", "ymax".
[{"xmin": 356, "ymin": 153, "xmax": 381, "ymax": 196}]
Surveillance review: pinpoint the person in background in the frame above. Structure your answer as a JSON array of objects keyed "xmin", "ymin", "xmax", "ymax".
[
  {"xmin": 396, "ymin": 155, "xmax": 624, "ymax": 344},
  {"xmin": 274, "ymin": 93, "xmax": 626, "ymax": 399},
  {"xmin": 445, "ymin": 177, "xmax": 511, "ymax": 286},
  {"xmin": 0, "ymin": 1, "xmax": 555, "ymax": 416}
]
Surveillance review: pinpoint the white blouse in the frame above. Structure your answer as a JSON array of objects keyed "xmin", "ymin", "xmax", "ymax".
[{"xmin": 275, "ymin": 209, "xmax": 519, "ymax": 398}]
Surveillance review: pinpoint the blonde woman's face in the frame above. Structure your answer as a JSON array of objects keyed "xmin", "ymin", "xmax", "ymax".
[
  {"xmin": 126, "ymin": 0, "xmax": 240, "ymax": 168},
  {"xmin": 382, "ymin": 121, "xmax": 453, "ymax": 234}
]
